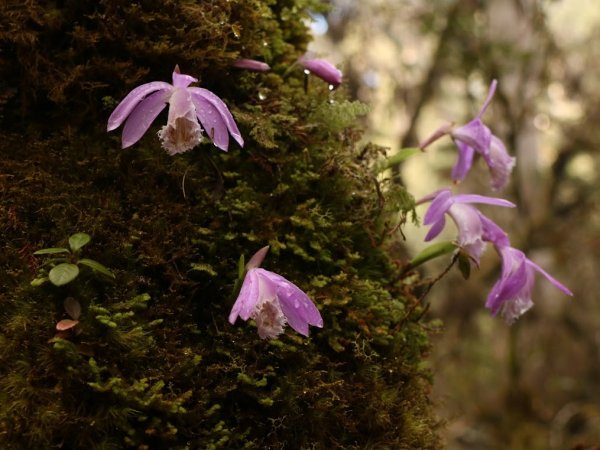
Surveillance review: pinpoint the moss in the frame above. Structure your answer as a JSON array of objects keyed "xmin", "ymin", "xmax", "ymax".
[{"xmin": 0, "ymin": 0, "xmax": 440, "ymax": 448}]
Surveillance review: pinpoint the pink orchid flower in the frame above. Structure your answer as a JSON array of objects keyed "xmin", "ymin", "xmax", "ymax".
[
  {"xmin": 486, "ymin": 246, "xmax": 573, "ymax": 324},
  {"xmin": 229, "ymin": 246, "xmax": 323, "ymax": 339},
  {"xmin": 107, "ymin": 65, "xmax": 243, "ymax": 155},
  {"xmin": 299, "ymin": 56, "xmax": 343, "ymax": 88},
  {"xmin": 420, "ymin": 188, "xmax": 515, "ymax": 265}
]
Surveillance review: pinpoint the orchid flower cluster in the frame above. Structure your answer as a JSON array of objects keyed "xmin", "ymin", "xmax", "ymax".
[
  {"xmin": 107, "ymin": 61, "xmax": 333, "ymax": 340},
  {"xmin": 106, "ymin": 60, "xmax": 568, "ymax": 334},
  {"xmin": 417, "ymin": 80, "xmax": 572, "ymax": 323}
]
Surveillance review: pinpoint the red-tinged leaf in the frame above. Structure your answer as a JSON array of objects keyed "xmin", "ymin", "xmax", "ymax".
[{"xmin": 56, "ymin": 319, "xmax": 79, "ymax": 331}]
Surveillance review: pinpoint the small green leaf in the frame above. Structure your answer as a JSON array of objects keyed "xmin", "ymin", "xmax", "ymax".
[
  {"xmin": 49, "ymin": 263, "xmax": 80, "ymax": 286},
  {"xmin": 190, "ymin": 263, "xmax": 217, "ymax": 276},
  {"xmin": 69, "ymin": 233, "xmax": 91, "ymax": 252},
  {"xmin": 33, "ymin": 247, "xmax": 70, "ymax": 255},
  {"xmin": 408, "ymin": 241, "xmax": 456, "ymax": 270},
  {"xmin": 376, "ymin": 147, "xmax": 422, "ymax": 173},
  {"xmin": 30, "ymin": 277, "xmax": 49, "ymax": 287},
  {"xmin": 78, "ymin": 258, "xmax": 115, "ymax": 278}
]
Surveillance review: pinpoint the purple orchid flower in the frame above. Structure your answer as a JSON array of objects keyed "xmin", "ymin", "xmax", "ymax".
[
  {"xmin": 450, "ymin": 80, "xmax": 497, "ymax": 162},
  {"xmin": 107, "ymin": 65, "xmax": 244, "ymax": 154},
  {"xmin": 420, "ymin": 80, "xmax": 516, "ymax": 191},
  {"xmin": 486, "ymin": 245, "xmax": 573, "ymax": 324},
  {"xmin": 420, "ymin": 188, "xmax": 515, "ymax": 265},
  {"xmin": 450, "ymin": 80, "xmax": 516, "ymax": 190},
  {"xmin": 232, "ymin": 58, "xmax": 271, "ymax": 72},
  {"xmin": 299, "ymin": 56, "xmax": 343, "ymax": 88},
  {"xmin": 229, "ymin": 246, "xmax": 323, "ymax": 339}
]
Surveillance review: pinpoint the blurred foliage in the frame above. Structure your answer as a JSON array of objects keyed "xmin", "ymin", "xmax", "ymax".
[{"xmin": 0, "ymin": 0, "xmax": 441, "ymax": 448}]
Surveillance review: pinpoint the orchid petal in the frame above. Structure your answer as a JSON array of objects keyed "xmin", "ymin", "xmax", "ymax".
[
  {"xmin": 172, "ymin": 70, "xmax": 197, "ymax": 88},
  {"xmin": 452, "ymin": 119, "xmax": 492, "ymax": 158},
  {"xmin": 121, "ymin": 89, "xmax": 170, "ymax": 148},
  {"xmin": 424, "ymin": 217, "xmax": 446, "ymax": 242},
  {"xmin": 423, "ymin": 189, "xmax": 453, "ymax": 225},
  {"xmin": 479, "ymin": 213, "xmax": 510, "ymax": 247},
  {"xmin": 451, "ymin": 141, "xmax": 475, "ymax": 183},
  {"xmin": 278, "ymin": 290, "xmax": 321, "ymax": 336},
  {"xmin": 527, "ymin": 260, "xmax": 574, "ymax": 296},
  {"xmin": 477, "ymin": 79, "xmax": 498, "ymax": 118},
  {"xmin": 190, "ymin": 94, "xmax": 230, "ymax": 151},
  {"xmin": 453, "ymin": 194, "xmax": 515, "ymax": 208},
  {"xmin": 229, "ymin": 269, "xmax": 260, "ymax": 323},
  {"xmin": 107, "ymin": 82, "xmax": 172, "ymax": 131},
  {"xmin": 415, "ymin": 188, "xmax": 447, "ymax": 206},
  {"xmin": 246, "ymin": 246, "xmax": 270, "ymax": 270},
  {"xmin": 494, "ymin": 258, "xmax": 530, "ymax": 307},
  {"xmin": 300, "ymin": 57, "xmax": 343, "ymax": 87},
  {"xmin": 232, "ymin": 59, "xmax": 271, "ymax": 72},
  {"xmin": 487, "ymin": 135, "xmax": 516, "ymax": 191},
  {"xmin": 190, "ymin": 87, "xmax": 244, "ymax": 150}
]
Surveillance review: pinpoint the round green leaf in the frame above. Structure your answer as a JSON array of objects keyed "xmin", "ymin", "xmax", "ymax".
[
  {"xmin": 69, "ymin": 233, "xmax": 91, "ymax": 252},
  {"xmin": 49, "ymin": 263, "xmax": 80, "ymax": 286}
]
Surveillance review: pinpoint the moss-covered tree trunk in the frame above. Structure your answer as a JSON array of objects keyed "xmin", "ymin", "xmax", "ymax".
[{"xmin": 0, "ymin": 1, "xmax": 440, "ymax": 448}]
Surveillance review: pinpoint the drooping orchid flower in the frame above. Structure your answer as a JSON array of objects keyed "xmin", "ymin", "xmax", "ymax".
[
  {"xmin": 420, "ymin": 80, "xmax": 516, "ymax": 191},
  {"xmin": 419, "ymin": 189, "xmax": 572, "ymax": 323},
  {"xmin": 107, "ymin": 65, "xmax": 243, "ymax": 154},
  {"xmin": 229, "ymin": 246, "xmax": 323, "ymax": 339},
  {"xmin": 486, "ymin": 246, "xmax": 573, "ymax": 324},
  {"xmin": 299, "ymin": 56, "xmax": 343, "ymax": 89},
  {"xmin": 420, "ymin": 188, "xmax": 515, "ymax": 265},
  {"xmin": 232, "ymin": 58, "xmax": 271, "ymax": 72}
]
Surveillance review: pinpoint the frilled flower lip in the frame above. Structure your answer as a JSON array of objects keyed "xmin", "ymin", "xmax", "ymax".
[
  {"xmin": 107, "ymin": 66, "xmax": 243, "ymax": 152},
  {"xmin": 299, "ymin": 56, "xmax": 343, "ymax": 88},
  {"xmin": 229, "ymin": 268, "xmax": 323, "ymax": 337},
  {"xmin": 486, "ymin": 246, "xmax": 573, "ymax": 323},
  {"xmin": 486, "ymin": 135, "xmax": 516, "ymax": 191}
]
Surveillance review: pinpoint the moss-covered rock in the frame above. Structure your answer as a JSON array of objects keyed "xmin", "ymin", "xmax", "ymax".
[{"xmin": 0, "ymin": 1, "xmax": 440, "ymax": 448}]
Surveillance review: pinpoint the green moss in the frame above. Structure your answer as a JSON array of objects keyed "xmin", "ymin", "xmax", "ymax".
[{"xmin": 0, "ymin": 0, "xmax": 439, "ymax": 448}]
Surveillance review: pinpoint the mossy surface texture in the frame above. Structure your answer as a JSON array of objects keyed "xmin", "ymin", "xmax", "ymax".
[{"xmin": 0, "ymin": 1, "xmax": 440, "ymax": 448}]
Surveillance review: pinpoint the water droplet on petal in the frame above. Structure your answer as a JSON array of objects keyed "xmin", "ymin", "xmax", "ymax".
[
  {"xmin": 328, "ymin": 84, "xmax": 335, "ymax": 91},
  {"xmin": 303, "ymin": 69, "xmax": 311, "ymax": 76}
]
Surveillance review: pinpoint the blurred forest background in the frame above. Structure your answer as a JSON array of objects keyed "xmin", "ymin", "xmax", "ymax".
[{"xmin": 311, "ymin": 0, "xmax": 600, "ymax": 449}]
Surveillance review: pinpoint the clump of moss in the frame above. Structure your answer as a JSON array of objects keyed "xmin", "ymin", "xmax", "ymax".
[{"xmin": 0, "ymin": 1, "xmax": 440, "ymax": 448}]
